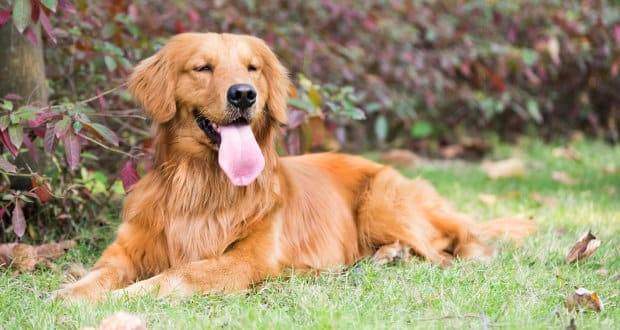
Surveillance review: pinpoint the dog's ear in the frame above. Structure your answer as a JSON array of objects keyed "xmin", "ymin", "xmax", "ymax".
[
  {"xmin": 253, "ymin": 38, "xmax": 290, "ymax": 125},
  {"xmin": 127, "ymin": 52, "xmax": 177, "ymax": 123}
]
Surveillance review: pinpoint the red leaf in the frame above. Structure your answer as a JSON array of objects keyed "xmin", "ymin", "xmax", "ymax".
[
  {"xmin": 0, "ymin": 9, "xmax": 11, "ymax": 27},
  {"xmin": 119, "ymin": 160, "xmax": 140, "ymax": 192},
  {"xmin": 174, "ymin": 20, "xmax": 186, "ymax": 33},
  {"xmin": 0, "ymin": 129, "xmax": 19, "ymax": 157},
  {"xmin": 0, "ymin": 157, "xmax": 17, "ymax": 173},
  {"xmin": 285, "ymin": 130, "xmax": 301, "ymax": 155},
  {"xmin": 31, "ymin": 177, "xmax": 52, "ymax": 204},
  {"xmin": 187, "ymin": 9, "xmax": 200, "ymax": 24},
  {"xmin": 11, "ymin": 200, "xmax": 25, "ymax": 238},
  {"xmin": 3, "ymin": 93, "xmax": 23, "ymax": 101},
  {"xmin": 127, "ymin": 4, "xmax": 139, "ymax": 21},
  {"xmin": 30, "ymin": 1, "xmax": 40, "ymax": 22},
  {"xmin": 22, "ymin": 134, "xmax": 38, "ymax": 162},
  {"xmin": 38, "ymin": 9, "xmax": 56, "ymax": 44},
  {"xmin": 28, "ymin": 110, "xmax": 59, "ymax": 127},
  {"xmin": 287, "ymin": 109, "xmax": 307, "ymax": 129},
  {"xmin": 58, "ymin": 0, "xmax": 76, "ymax": 14},
  {"xmin": 614, "ymin": 25, "xmax": 620, "ymax": 44},
  {"xmin": 95, "ymin": 88, "xmax": 106, "ymax": 112},
  {"xmin": 24, "ymin": 27, "xmax": 37, "ymax": 46},
  {"xmin": 43, "ymin": 125, "xmax": 56, "ymax": 152},
  {"xmin": 63, "ymin": 130, "xmax": 80, "ymax": 170}
]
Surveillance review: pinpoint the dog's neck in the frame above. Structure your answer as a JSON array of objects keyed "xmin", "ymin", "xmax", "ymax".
[{"xmin": 150, "ymin": 124, "xmax": 282, "ymax": 217}]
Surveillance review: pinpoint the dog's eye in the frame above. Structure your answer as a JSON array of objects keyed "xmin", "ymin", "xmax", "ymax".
[
  {"xmin": 248, "ymin": 64, "xmax": 258, "ymax": 72},
  {"xmin": 194, "ymin": 64, "xmax": 213, "ymax": 73}
]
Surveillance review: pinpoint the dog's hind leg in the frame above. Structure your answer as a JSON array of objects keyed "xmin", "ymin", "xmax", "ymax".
[{"xmin": 358, "ymin": 167, "xmax": 456, "ymax": 267}]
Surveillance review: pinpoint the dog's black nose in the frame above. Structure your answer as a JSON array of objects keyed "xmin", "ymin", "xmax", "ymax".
[{"xmin": 227, "ymin": 84, "xmax": 257, "ymax": 110}]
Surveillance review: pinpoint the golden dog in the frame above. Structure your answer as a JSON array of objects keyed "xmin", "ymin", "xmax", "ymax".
[{"xmin": 54, "ymin": 33, "xmax": 535, "ymax": 300}]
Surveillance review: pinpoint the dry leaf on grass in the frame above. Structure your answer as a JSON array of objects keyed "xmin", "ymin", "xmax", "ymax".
[
  {"xmin": 83, "ymin": 312, "xmax": 147, "ymax": 330},
  {"xmin": 566, "ymin": 231, "xmax": 601, "ymax": 263},
  {"xmin": 379, "ymin": 149, "xmax": 420, "ymax": 167},
  {"xmin": 552, "ymin": 147, "xmax": 580, "ymax": 161},
  {"xmin": 439, "ymin": 138, "xmax": 489, "ymax": 159},
  {"xmin": 565, "ymin": 287, "xmax": 604, "ymax": 312},
  {"xmin": 552, "ymin": 171, "xmax": 578, "ymax": 185},
  {"xmin": 596, "ymin": 268, "xmax": 608, "ymax": 277},
  {"xmin": 481, "ymin": 158, "xmax": 526, "ymax": 179},
  {"xmin": 530, "ymin": 192, "xmax": 558, "ymax": 207},
  {"xmin": 0, "ymin": 240, "xmax": 75, "ymax": 272},
  {"xmin": 603, "ymin": 165, "xmax": 618, "ymax": 174},
  {"xmin": 478, "ymin": 193, "xmax": 498, "ymax": 205}
]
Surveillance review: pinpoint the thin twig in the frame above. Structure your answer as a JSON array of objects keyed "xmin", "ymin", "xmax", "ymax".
[
  {"xmin": 77, "ymin": 133, "xmax": 135, "ymax": 158},
  {"xmin": 79, "ymin": 83, "xmax": 127, "ymax": 105},
  {"xmin": 44, "ymin": 83, "xmax": 128, "ymax": 111},
  {"xmin": 0, "ymin": 171, "xmax": 35, "ymax": 178}
]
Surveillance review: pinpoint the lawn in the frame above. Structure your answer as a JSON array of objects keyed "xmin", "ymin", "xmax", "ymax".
[{"xmin": 0, "ymin": 139, "xmax": 618, "ymax": 329}]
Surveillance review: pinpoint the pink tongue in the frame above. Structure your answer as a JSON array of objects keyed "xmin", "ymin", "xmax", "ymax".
[{"xmin": 217, "ymin": 125, "xmax": 265, "ymax": 186}]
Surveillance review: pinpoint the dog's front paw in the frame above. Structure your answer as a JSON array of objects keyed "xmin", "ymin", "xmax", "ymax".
[
  {"xmin": 113, "ymin": 273, "xmax": 194, "ymax": 299},
  {"xmin": 51, "ymin": 283, "xmax": 102, "ymax": 303},
  {"xmin": 51, "ymin": 270, "xmax": 109, "ymax": 303}
]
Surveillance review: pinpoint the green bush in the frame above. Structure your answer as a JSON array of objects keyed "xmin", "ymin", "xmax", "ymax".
[{"xmin": 0, "ymin": 0, "xmax": 618, "ymax": 240}]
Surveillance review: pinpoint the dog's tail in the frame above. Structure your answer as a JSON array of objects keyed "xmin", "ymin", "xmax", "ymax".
[{"xmin": 476, "ymin": 217, "xmax": 537, "ymax": 244}]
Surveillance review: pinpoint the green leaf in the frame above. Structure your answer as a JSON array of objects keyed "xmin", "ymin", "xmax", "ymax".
[
  {"xmin": 521, "ymin": 49, "xmax": 539, "ymax": 67},
  {"xmin": 41, "ymin": 0, "xmax": 58, "ymax": 12},
  {"xmin": 54, "ymin": 116, "xmax": 71, "ymax": 138},
  {"xmin": 8, "ymin": 125, "xmax": 23, "ymax": 149},
  {"xmin": 72, "ymin": 120, "xmax": 83, "ymax": 133},
  {"xmin": 10, "ymin": 105, "xmax": 38, "ymax": 123},
  {"xmin": 1, "ymin": 100, "xmax": 13, "ymax": 111},
  {"xmin": 104, "ymin": 56, "xmax": 117, "ymax": 72},
  {"xmin": 288, "ymin": 98, "xmax": 315, "ymax": 113},
  {"xmin": 410, "ymin": 121, "xmax": 433, "ymax": 139},
  {"xmin": 86, "ymin": 123, "xmax": 119, "ymax": 146},
  {"xmin": 0, "ymin": 116, "xmax": 10, "ymax": 131},
  {"xmin": 527, "ymin": 99, "xmax": 542, "ymax": 123},
  {"xmin": 12, "ymin": 0, "xmax": 32, "ymax": 33},
  {"xmin": 374, "ymin": 115, "xmax": 389, "ymax": 142}
]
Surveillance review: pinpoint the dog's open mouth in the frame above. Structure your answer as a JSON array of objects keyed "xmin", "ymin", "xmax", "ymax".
[{"xmin": 193, "ymin": 110, "xmax": 264, "ymax": 186}]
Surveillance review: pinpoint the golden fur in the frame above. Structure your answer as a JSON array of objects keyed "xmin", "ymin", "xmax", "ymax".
[{"xmin": 54, "ymin": 33, "xmax": 535, "ymax": 301}]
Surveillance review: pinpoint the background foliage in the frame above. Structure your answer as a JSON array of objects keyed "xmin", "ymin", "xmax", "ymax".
[{"xmin": 0, "ymin": 0, "xmax": 619, "ymax": 241}]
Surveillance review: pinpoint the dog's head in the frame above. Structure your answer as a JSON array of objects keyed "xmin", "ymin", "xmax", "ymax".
[{"xmin": 128, "ymin": 33, "xmax": 289, "ymax": 186}]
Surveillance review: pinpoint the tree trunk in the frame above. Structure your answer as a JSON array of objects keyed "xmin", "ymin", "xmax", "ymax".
[
  {"xmin": 0, "ymin": 23, "xmax": 47, "ymax": 191},
  {"xmin": 0, "ymin": 23, "xmax": 47, "ymax": 104}
]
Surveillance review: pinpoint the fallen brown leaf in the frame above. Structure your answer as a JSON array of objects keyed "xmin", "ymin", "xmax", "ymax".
[
  {"xmin": 552, "ymin": 147, "xmax": 580, "ymax": 161},
  {"xmin": 481, "ymin": 158, "xmax": 526, "ymax": 179},
  {"xmin": 566, "ymin": 231, "xmax": 601, "ymax": 263},
  {"xmin": 439, "ymin": 144, "xmax": 464, "ymax": 159},
  {"xmin": 85, "ymin": 312, "xmax": 147, "ymax": 330},
  {"xmin": 478, "ymin": 193, "xmax": 498, "ymax": 206},
  {"xmin": 552, "ymin": 171, "xmax": 578, "ymax": 185},
  {"xmin": 530, "ymin": 192, "xmax": 558, "ymax": 207},
  {"xmin": 565, "ymin": 287, "xmax": 604, "ymax": 312},
  {"xmin": 596, "ymin": 268, "xmax": 608, "ymax": 277},
  {"xmin": 379, "ymin": 149, "xmax": 420, "ymax": 167},
  {"xmin": 0, "ymin": 240, "xmax": 75, "ymax": 272},
  {"xmin": 603, "ymin": 165, "xmax": 618, "ymax": 174}
]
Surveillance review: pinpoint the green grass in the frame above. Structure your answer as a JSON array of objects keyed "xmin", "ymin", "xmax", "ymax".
[{"xmin": 1, "ymin": 139, "xmax": 618, "ymax": 329}]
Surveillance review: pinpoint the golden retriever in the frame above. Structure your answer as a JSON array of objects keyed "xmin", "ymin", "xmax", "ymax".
[{"xmin": 54, "ymin": 33, "xmax": 535, "ymax": 301}]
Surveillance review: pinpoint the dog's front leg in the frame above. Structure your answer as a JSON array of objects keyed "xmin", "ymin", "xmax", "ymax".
[
  {"xmin": 114, "ymin": 217, "xmax": 283, "ymax": 298},
  {"xmin": 53, "ymin": 223, "xmax": 167, "ymax": 302}
]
